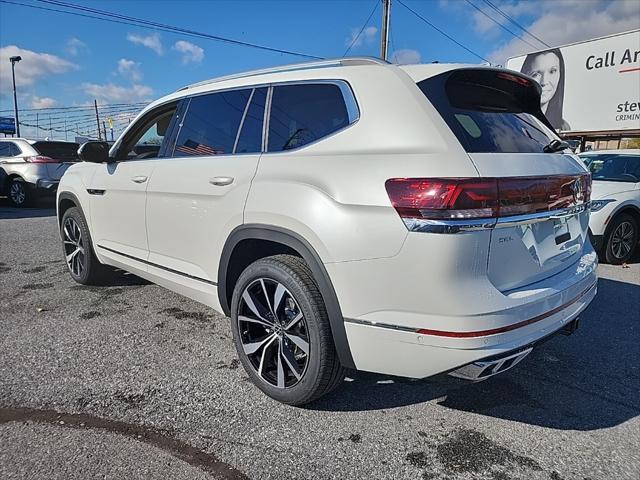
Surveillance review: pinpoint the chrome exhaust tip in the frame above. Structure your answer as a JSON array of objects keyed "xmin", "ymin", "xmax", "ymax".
[{"xmin": 448, "ymin": 347, "xmax": 533, "ymax": 381}]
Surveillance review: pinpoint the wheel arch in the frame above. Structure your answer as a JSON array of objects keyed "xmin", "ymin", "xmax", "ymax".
[
  {"xmin": 218, "ymin": 224, "xmax": 355, "ymax": 369},
  {"xmin": 57, "ymin": 191, "xmax": 82, "ymax": 226},
  {"xmin": 606, "ymin": 203, "xmax": 640, "ymax": 235}
]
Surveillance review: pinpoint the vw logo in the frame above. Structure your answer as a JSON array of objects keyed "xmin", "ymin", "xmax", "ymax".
[{"xmin": 571, "ymin": 178, "xmax": 583, "ymax": 203}]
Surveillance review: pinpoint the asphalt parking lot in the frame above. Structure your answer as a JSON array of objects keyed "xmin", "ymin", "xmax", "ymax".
[{"xmin": 1, "ymin": 200, "xmax": 639, "ymax": 480}]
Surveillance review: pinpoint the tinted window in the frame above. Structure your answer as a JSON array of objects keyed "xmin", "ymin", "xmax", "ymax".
[
  {"xmin": 235, "ymin": 88, "xmax": 266, "ymax": 154},
  {"xmin": 9, "ymin": 143, "xmax": 21, "ymax": 156},
  {"xmin": 0, "ymin": 143, "xmax": 11, "ymax": 157},
  {"xmin": 418, "ymin": 70, "xmax": 558, "ymax": 153},
  {"xmin": 32, "ymin": 141, "xmax": 79, "ymax": 161},
  {"xmin": 582, "ymin": 154, "xmax": 640, "ymax": 182},
  {"xmin": 175, "ymin": 89, "xmax": 251, "ymax": 157},
  {"xmin": 268, "ymin": 84, "xmax": 349, "ymax": 152}
]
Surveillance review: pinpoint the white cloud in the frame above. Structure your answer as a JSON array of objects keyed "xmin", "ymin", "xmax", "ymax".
[
  {"xmin": 31, "ymin": 97, "xmax": 58, "ymax": 109},
  {"xmin": 81, "ymin": 82, "xmax": 153, "ymax": 103},
  {"xmin": 66, "ymin": 37, "xmax": 86, "ymax": 56},
  {"xmin": 117, "ymin": 58, "xmax": 143, "ymax": 82},
  {"xmin": 127, "ymin": 32, "xmax": 163, "ymax": 55},
  {"xmin": 485, "ymin": 0, "xmax": 640, "ymax": 65},
  {"xmin": 173, "ymin": 40, "xmax": 204, "ymax": 64},
  {"xmin": 391, "ymin": 49, "xmax": 422, "ymax": 65},
  {"xmin": 0, "ymin": 45, "xmax": 76, "ymax": 94},
  {"xmin": 345, "ymin": 26, "xmax": 378, "ymax": 49}
]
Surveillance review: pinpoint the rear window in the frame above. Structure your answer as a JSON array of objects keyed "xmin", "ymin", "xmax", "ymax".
[
  {"xmin": 32, "ymin": 141, "xmax": 80, "ymax": 161},
  {"xmin": 418, "ymin": 69, "xmax": 559, "ymax": 153}
]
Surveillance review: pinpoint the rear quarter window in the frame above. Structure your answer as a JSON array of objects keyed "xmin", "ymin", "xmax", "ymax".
[
  {"xmin": 418, "ymin": 69, "xmax": 559, "ymax": 154},
  {"xmin": 267, "ymin": 83, "xmax": 350, "ymax": 152}
]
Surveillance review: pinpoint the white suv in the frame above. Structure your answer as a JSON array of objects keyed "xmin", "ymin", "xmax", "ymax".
[{"xmin": 57, "ymin": 58, "xmax": 597, "ymax": 405}]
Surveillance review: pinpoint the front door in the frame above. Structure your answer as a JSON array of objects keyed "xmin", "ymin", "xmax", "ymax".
[{"xmin": 88, "ymin": 102, "xmax": 179, "ymax": 263}]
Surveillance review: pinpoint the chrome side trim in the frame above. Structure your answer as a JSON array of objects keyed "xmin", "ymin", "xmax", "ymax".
[{"xmin": 405, "ymin": 203, "xmax": 591, "ymax": 233}]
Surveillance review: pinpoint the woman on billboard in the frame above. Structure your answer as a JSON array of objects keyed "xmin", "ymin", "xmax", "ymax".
[{"xmin": 520, "ymin": 48, "xmax": 571, "ymax": 131}]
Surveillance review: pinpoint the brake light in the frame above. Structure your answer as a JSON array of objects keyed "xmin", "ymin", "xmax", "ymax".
[
  {"xmin": 25, "ymin": 155, "xmax": 59, "ymax": 163},
  {"xmin": 496, "ymin": 72, "xmax": 532, "ymax": 87},
  {"xmin": 385, "ymin": 174, "xmax": 591, "ymax": 222}
]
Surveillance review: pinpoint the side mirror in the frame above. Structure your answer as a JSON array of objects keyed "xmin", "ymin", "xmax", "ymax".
[{"xmin": 78, "ymin": 141, "xmax": 111, "ymax": 163}]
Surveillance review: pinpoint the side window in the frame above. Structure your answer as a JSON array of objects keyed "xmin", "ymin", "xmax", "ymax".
[
  {"xmin": 267, "ymin": 83, "xmax": 350, "ymax": 152},
  {"xmin": 235, "ymin": 87, "xmax": 267, "ymax": 154},
  {"xmin": 174, "ymin": 89, "xmax": 251, "ymax": 157},
  {"xmin": 0, "ymin": 143, "xmax": 10, "ymax": 157},
  {"xmin": 9, "ymin": 143, "xmax": 21, "ymax": 156},
  {"xmin": 116, "ymin": 103, "xmax": 178, "ymax": 160}
]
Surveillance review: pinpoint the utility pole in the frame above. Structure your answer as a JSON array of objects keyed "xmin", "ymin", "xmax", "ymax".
[
  {"xmin": 102, "ymin": 121, "xmax": 107, "ymax": 142},
  {"xmin": 380, "ymin": 0, "xmax": 391, "ymax": 61},
  {"xmin": 36, "ymin": 113, "xmax": 39, "ymax": 139},
  {"xmin": 94, "ymin": 99, "xmax": 102, "ymax": 140},
  {"xmin": 49, "ymin": 116, "xmax": 53, "ymax": 140},
  {"xmin": 9, "ymin": 55, "xmax": 22, "ymax": 137},
  {"xmin": 64, "ymin": 117, "xmax": 68, "ymax": 141}
]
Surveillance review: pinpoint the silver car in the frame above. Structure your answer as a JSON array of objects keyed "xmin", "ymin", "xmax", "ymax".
[{"xmin": 0, "ymin": 138, "xmax": 80, "ymax": 207}]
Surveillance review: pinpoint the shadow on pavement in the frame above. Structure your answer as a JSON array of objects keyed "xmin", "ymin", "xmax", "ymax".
[
  {"xmin": 311, "ymin": 277, "xmax": 640, "ymax": 431},
  {"xmin": 0, "ymin": 196, "xmax": 56, "ymax": 219}
]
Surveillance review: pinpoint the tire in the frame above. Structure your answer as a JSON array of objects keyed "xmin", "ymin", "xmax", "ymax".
[
  {"xmin": 602, "ymin": 213, "xmax": 638, "ymax": 264},
  {"xmin": 60, "ymin": 206, "xmax": 113, "ymax": 285},
  {"xmin": 230, "ymin": 254, "xmax": 346, "ymax": 405},
  {"xmin": 7, "ymin": 178, "xmax": 31, "ymax": 208}
]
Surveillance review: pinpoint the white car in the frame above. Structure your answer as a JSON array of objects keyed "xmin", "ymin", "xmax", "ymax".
[
  {"xmin": 57, "ymin": 58, "xmax": 597, "ymax": 405},
  {"xmin": 579, "ymin": 149, "xmax": 640, "ymax": 264}
]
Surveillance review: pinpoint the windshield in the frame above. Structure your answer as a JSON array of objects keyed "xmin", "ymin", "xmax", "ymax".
[
  {"xmin": 32, "ymin": 141, "xmax": 80, "ymax": 162},
  {"xmin": 580, "ymin": 154, "xmax": 640, "ymax": 182}
]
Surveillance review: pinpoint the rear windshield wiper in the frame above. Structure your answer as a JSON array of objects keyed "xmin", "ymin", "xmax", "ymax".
[{"xmin": 543, "ymin": 139, "xmax": 570, "ymax": 153}]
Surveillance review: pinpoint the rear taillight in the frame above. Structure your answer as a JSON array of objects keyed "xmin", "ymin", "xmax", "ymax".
[
  {"xmin": 385, "ymin": 174, "xmax": 591, "ymax": 223},
  {"xmin": 25, "ymin": 155, "xmax": 59, "ymax": 163}
]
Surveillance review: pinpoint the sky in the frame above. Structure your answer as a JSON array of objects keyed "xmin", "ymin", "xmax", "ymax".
[{"xmin": 0, "ymin": 0, "xmax": 638, "ymax": 139}]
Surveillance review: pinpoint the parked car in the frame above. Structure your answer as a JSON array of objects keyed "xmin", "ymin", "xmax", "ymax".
[
  {"xmin": 579, "ymin": 149, "xmax": 640, "ymax": 264},
  {"xmin": 57, "ymin": 57, "xmax": 597, "ymax": 405},
  {"xmin": 0, "ymin": 139, "xmax": 80, "ymax": 207}
]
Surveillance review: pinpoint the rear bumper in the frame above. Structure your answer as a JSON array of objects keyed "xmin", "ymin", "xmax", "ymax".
[
  {"xmin": 329, "ymin": 232, "xmax": 598, "ymax": 378},
  {"xmin": 342, "ymin": 278, "xmax": 596, "ymax": 378}
]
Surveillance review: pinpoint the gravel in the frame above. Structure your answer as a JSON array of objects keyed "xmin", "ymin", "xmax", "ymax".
[{"xmin": 1, "ymin": 203, "xmax": 639, "ymax": 480}]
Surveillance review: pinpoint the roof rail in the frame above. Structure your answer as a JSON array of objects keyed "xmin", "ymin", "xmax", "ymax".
[{"xmin": 177, "ymin": 56, "xmax": 390, "ymax": 91}]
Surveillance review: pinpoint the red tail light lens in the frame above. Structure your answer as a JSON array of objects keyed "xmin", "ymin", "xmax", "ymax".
[
  {"xmin": 385, "ymin": 178, "xmax": 498, "ymax": 220},
  {"xmin": 386, "ymin": 174, "xmax": 591, "ymax": 222},
  {"xmin": 25, "ymin": 155, "xmax": 59, "ymax": 163}
]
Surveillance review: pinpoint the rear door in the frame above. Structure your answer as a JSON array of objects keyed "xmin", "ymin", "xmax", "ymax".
[
  {"xmin": 418, "ymin": 69, "xmax": 591, "ymax": 291},
  {"xmin": 145, "ymin": 87, "xmax": 266, "ymax": 283}
]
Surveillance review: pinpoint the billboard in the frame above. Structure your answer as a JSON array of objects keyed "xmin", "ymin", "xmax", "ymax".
[
  {"xmin": 0, "ymin": 116, "xmax": 16, "ymax": 134},
  {"xmin": 506, "ymin": 30, "xmax": 640, "ymax": 135}
]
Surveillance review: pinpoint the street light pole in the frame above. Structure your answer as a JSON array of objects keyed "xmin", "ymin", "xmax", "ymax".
[{"xmin": 9, "ymin": 55, "xmax": 22, "ymax": 137}]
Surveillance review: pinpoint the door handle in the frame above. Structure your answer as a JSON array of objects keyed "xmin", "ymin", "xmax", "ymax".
[
  {"xmin": 131, "ymin": 175, "xmax": 148, "ymax": 184},
  {"xmin": 209, "ymin": 176, "xmax": 234, "ymax": 186}
]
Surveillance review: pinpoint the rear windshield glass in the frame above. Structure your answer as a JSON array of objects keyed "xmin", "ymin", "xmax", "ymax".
[
  {"xmin": 32, "ymin": 141, "xmax": 80, "ymax": 161},
  {"xmin": 581, "ymin": 154, "xmax": 640, "ymax": 182},
  {"xmin": 418, "ymin": 70, "xmax": 559, "ymax": 153}
]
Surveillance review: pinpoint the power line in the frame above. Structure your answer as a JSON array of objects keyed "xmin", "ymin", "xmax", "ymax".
[
  {"xmin": 397, "ymin": 0, "xmax": 491, "ymax": 63},
  {"xmin": 463, "ymin": 0, "xmax": 538, "ymax": 49},
  {"xmin": 481, "ymin": 0, "xmax": 550, "ymax": 48},
  {"xmin": 23, "ymin": 0, "xmax": 323, "ymax": 59},
  {"xmin": 343, "ymin": 0, "xmax": 380, "ymax": 57}
]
